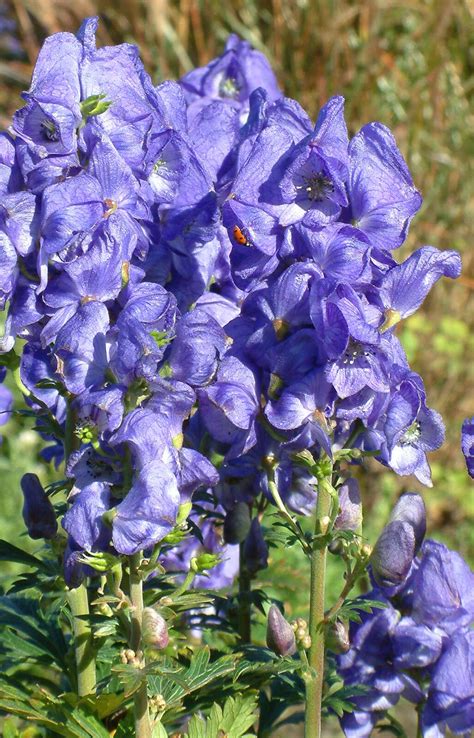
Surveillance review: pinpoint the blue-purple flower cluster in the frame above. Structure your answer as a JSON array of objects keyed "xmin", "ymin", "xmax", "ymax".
[
  {"xmin": 338, "ymin": 539, "xmax": 474, "ymax": 737},
  {"xmin": 0, "ymin": 18, "xmax": 463, "ymax": 583}
]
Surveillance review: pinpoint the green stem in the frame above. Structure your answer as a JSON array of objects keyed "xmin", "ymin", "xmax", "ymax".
[
  {"xmin": 268, "ymin": 474, "xmax": 311, "ymax": 555},
  {"xmin": 129, "ymin": 553, "xmax": 152, "ymax": 738},
  {"xmin": 304, "ymin": 473, "xmax": 334, "ymax": 738},
  {"xmin": 238, "ymin": 543, "xmax": 251, "ymax": 643},
  {"xmin": 67, "ymin": 585, "xmax": 97, "ymax": 696},
  {"xmin": 416, "ymin": 704, "xmax": 424, "ymax": 738}
]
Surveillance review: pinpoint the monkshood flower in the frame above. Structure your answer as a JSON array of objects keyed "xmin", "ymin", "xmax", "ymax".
[
  {"xmin": 461, "ymin": 417, "xmax": 474, "ymax": 478},
  {"xmin": 422, "ymin": 630, "xmax": 474, "ymax": 737},
  {"xmin": 180, "ymin": 34, "xmax": 281, "ymax": 115},
  {"xmin": 162, "ymin": 505, "xmax": 239, "ymax": 591},
  {"xmin": 338, "ymin": 540, "xmax": 474, "ymax": 736},
  {"xmin": 338, "ymin": 599, "xmax": 422, "ymax": 738}
]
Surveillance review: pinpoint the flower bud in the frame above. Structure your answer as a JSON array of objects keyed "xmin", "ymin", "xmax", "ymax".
[
  {"xmin": 371, "ymin": 520, "xmax": 416, "ymax": 587},
  {"xmin": 266, "ymin": 605, "xmax": 296, "ymax": 657},
  {"xmin": 371, "ymin": 492, "xmax": 426, "ymax": 588},
  {"xmin": 142, "ymin": 608, "xmax": 169, "ymax": 650},
  {"xmin": 388, "ymin": 492, "xmax": 426, "ymax": 553},
  {"xmin": 334, "ymin": 478, "xmax": 362, "ymax": 532},
  {"xmin": 326, "ymin": 620, "xmax": 350, "ymax": 654},
  {"xmin": 223, "ymin": 502, "xmax": 251, "ymax": 544},
  {"xmin": 21, "ymin": 473, "xmax": 57, "ymax": 540},
  {"xmin": 243, "ymin": 518, "xmax": 268, "ymax": 575},
  {"xmin": 190, "ymin": 552, "xmax": 221, "ymax": 573}
]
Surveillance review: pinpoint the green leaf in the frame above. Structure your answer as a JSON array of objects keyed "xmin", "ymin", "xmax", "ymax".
[
  {"xmin": 184, "ymin": 695, "xmax": 258, "ymax": 738},
  {"xmin": 0, "ymin": 540, "xmax": 52, "ymax": 572},
  {"xmin": 147, "ymin": 648, "xmax": 238, "ymax": 710}
]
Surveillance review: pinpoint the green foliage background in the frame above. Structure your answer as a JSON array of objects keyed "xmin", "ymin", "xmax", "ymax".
[{"xmin": 0, "ymin": 2, "xmax": 473, "ymax": 735}]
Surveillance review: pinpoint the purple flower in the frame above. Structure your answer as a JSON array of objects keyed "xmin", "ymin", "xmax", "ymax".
[
  {"xmin": 422, "ymin": 630, "xmax": 474, "ymax": 737},
  {"xmin": 180, "ymin": 33, "xmax": 281, "ymax": 111},
  {"xmin": 379, "ymin": 246, "xmax": 461, "ymax": 326},
  {"xmin": 199, "ymin": 356, "xmax": 259, "ymax": 459},
  {"xmin": 347, "ymin": 122, "xmax": 422, "ymax": 250},
  {"xmin": 112, "ymin": 462, "xmax": 180, "ymax": 555},
  {"xmin": 461, "ymin": 417, "xmax": 474, "ymax": 478},
  {"xmin": 335, "ymin": 478, "xmax": 362, "ymax": 532},
  {"xmin": 383, "ymin": 380, "xmax": 445, "ymax": 486},
  {"xmin": 410, "ymin": 540, "xmax": 474, "ymax": 635}
]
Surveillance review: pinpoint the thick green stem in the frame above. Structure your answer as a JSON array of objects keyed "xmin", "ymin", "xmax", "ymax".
[
  {"xmin": 304, "ymin": 474, "xmax": 333, "ymax": 738},
  {"xmin": 67, "ymin": 584, "xmax": 97, "ymax": 696},
  {"xmin": 129, "ymin": 553, "xmax": 151, "ymax": 738},
  {"xmin": 238, "ymin": 543, "xmax": 252, "ymax": 643},
  {"xmin": 65, "ymin": 401, "xmax": 96, "ymax": 697}
]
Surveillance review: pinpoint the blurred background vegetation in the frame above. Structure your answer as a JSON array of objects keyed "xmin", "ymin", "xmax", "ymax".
[{"xmin": 0, "ymin": 1, "xmax": 473, "ymax": 734}]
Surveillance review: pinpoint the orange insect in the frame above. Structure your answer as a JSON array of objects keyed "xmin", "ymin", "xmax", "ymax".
[{"xmin": 233, "ymin": 225, "xmax": 251, "ymax": 247}]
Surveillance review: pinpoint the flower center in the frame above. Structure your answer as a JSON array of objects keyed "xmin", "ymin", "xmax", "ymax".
[
  {"xmin": 401, "ymin": 420, "xmax": 421, "ymax": 446},
  {"xmin": 41, "ymin": 118, "xmax": 59, "ymax": 142},
  {"xmin": 219, "ymin": 76, "xmax": 240, "ymax": 99},
  {"xmin": 103, "ymin": 198, "xmax": 118, "ymax": 217},
  {"xmin": 298, "ymin": 173, "xmax": 333, "ymax": 202}
]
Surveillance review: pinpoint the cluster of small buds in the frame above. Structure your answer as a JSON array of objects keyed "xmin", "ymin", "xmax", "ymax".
[
  {"xmin": 149, "ymin": 694, "xmax": 167, "ymax": 714},
  {"xmin": 120, "ymin": 648, "xmax": 145, "ymax": 667},
  {"xmin": 292, "ymin": 617, "xmax": 312, "ymax": 651}
]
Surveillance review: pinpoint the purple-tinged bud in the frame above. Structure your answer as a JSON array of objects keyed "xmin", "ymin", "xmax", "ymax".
[
  {"xmin": 142, "ymin": 608, "xmax": 169, "ymax": 650},
  {"xmin": 389, "ymin": 492, "xmax": 426, "ymax": 553},
  {"xmin": 266, "ymin": 605, "xmax": 296, "ymax": 657},
  {"xmin": 243, "ymin": 518, "xmax": 268, "ymax": 575},
  {"xmin": 334, "ymin": 478, "xmax": 362, "ymax": 532},
  {"xmin": 371, "ymin": 520, "xmax": 416, "ymax": 587},
  {"xmin": 21, "ymin": 473, "xmax": 57, "ymax": 540},
  {"xmin": 326, "ymin": 619, "xmax": 350, "ymax": 654},
  {"xmin": 64, "ymin": 545, "xmax": 86, "ymax": 589},
  {"xmin": 223, "ymin": 502, "xmax": 251, "ymax": 544},
  {"xmin": 371, "ymin": 492, "xmax": 426, "ymax": 588},
  {"xmin": 461, "ymin": 417, "xmax": 474, "ymax": 478}
]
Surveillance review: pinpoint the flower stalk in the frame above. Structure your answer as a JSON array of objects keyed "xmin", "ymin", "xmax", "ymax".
[
  {"xmin": 67, "ymin": 585, "xmax": 97, "ymax": 696},
  {"xmin": 238, "ymin": 542, "xmax": 252, "ymax": 643},
  {"xmin": 129, "ymin": 552, "xmax": 152, "ymax": 738},
  {"xmin": 304, "ymin": 470, "xmax": 334, "ymax": 738}
]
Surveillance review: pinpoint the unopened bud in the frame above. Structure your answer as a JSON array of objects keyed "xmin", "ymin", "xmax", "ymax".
[
  {"xmin": 295, "ymin": 626, "xmax": 306, "ymax": 641},
  {"xmin": 301, "ymin": 635, "xmax": 312, "ymax": 650},
  {"xmin": 334, "ymin": 478, "xmax": 362, "ymax": 532},
  {"xmin": 159, "ymin": 596, "xmax": 173, "ymax": 607},
  {"xmin": 191, "ymin": 553, "xmax": 220, "ymax": 573},
  {"xmin": 266, "ymin": 605, "xmax": 297, "ymax": 657},
  {"xmin": 371, "ymin": 521, "xmax": 416, "ymax": 587},
  {"xmin": 21, "ymin": 473, "xmax": 57, "ymax": 540},
  {"xmin": 326, "ymin": 620, "xmax": 350, "ymax": 654},
  {"xmin": 142, "ymin": 608, "xmax": 169, "ymax": 650},
  {"xmin": 243, "ymin": 518, "xmax": 268, "ymax": 575},
  {"xmin": 371, "ymin": 492, "xmax": 426, "ymax": 588},
  {"xmin": 389, "ymin": 493, "xmax": 426, "ymax": 553},
  {"xmin": 223, "ymin": 502, "xmax": 251, "ymax": 544}
]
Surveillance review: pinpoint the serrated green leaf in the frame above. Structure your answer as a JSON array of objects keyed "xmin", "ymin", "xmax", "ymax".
[
  {"xmin": 184, "ymin": 695, "xmax": 257, "ymax": 738},
  {"xmin": 0, "ymin": 540, "xmax": 51, "ymax": 572}
]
